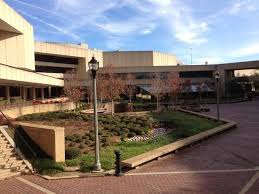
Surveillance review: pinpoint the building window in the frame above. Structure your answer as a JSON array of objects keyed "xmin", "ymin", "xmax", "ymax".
[
  {"xmin": 35, "ymin": 54, "xmax": 79, "ymax": 65},
  {"xmin": 179, "ymin": 71, "xmax": 213, "ymax": 78}
]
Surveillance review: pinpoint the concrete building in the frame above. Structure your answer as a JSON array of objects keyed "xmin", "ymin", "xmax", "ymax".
[
  {"xmin": 103, "ymin": 51, "xmax": 180, "ymax": 67},
  {"xmin": 1, "ymin": 0, "xmax": 259, "ymax": 103},
  {"xmin": 0, "ymin": 1, "xmax": 63, "ymax": 102}
]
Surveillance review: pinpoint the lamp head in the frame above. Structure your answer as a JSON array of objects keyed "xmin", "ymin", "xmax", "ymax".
[
  {"xmin": 215, "ymin": 71, "xmax": 220, "ymax": 82},
  {"xmin": 88, "ymin": 56, "xmax": 99, "ymax": 78}
]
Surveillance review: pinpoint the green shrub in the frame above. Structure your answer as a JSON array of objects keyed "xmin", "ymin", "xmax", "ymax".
[
  {"xmin": 65, "ymin": 135, "xmax": 74, "ymax": 141},
  {"xmin": 83, "ymin": 150, "xmax": 89, "ymax": 154},
  {"xmin": 33, "ymin": 159, "xmax": 64, "ymax": 175},
  {"xmin": 75, "ymin": 137, "xmax": 83, "ymax": 143},
  {"xmin": 120, "ymin": 131, "xmax": 126, "ymax": 142},
  {"xmin": 84, "ymin": 139, "xmax": 91, "ymax": 145},
  {"xmin": 65, "ymin": 148, "xmax": 81, "ymax": 159},
  {"xmin": 89, "ymin": 134, "xmax": 95, "ymax": 141},
  {"xmin": 78, "ymin": 143, "xmax": 85, "ymax": 149},
  {"xmin": 127, "ymin": 132, "xmax": 136, "ymax": 138},
  {"xmin": 65, "ymin": 159, "xmax": 80, "ymax": 167},
  {"xmin": 68, "ymin": 142, "xmax": 76, "ymax": 147},
  {"xmin": 122, "ymin": 128, "xmax": 129, "ymax": 133},
  {"xmin": 102, "ymin": 136, "xmax": 113, "ymax": 147}
]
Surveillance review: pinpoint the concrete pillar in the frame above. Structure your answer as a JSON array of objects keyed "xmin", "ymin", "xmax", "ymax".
[
  {"xmin": 41, "ymin": 88, "xmax": 45, "ymax": 100},
  {"xmin": 5, "ymin": 86, "xmax": 10, "ymax": 103},
  {"xmin": 22, "ymin": 87, "xmax": 27, "ymax": 100},
  {"xmin": 216, "ymin": 66, "xmax": 226, "ymax": 98},
  {"xmin": 48, "ymin": 87, "xmax": 52, "ymax": 98},
  {"xmin": 32, "ymin": 87, "xmax": 36, "ymax": 100}
]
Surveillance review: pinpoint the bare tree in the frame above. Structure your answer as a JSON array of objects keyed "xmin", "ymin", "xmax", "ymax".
[
  {"xmin": 167, "ymin": 72, "xmax": 180, "ymax": 108},
  {"xmin": 124, "ymin": 73, "xmax": 137, "ymax": 103},
  {"xmin": 101, "ymin": 64, "xmax": 124, "ymax": 115},
  {"xmin": 64, "ymin": 70, "xmax": 85, "ymax": 110},
  {"xmin": 97, "ymin": 73, "xmax": 106, "ymax": 105},
  {"xmin": 150, "ymin": 72, "xmax": 166, "ymax": 111}
]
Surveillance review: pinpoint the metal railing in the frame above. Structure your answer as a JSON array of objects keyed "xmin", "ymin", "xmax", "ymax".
[{"xmin": 0, "ymin": 110, "xmax": 37, "ymax": 159}]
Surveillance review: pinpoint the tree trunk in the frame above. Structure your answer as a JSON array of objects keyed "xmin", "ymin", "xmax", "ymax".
[
  {"xmin": 129, "ymin": 95, "xmax": 132, "ymax": 103},
  {"xmin": 111, "ymin": 100, "xmax": 114, "ymax": 116},
  {"xmin": 156, "ymin": 95, "xmax": 159, "ymax": 111}
]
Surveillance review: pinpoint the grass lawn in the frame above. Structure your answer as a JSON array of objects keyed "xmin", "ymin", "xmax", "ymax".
[{"xmin": 69, "ymin": 111, "xmax": 222, "ymax": 172}]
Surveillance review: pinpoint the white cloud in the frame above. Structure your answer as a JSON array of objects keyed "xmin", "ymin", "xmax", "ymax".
[
  {"xmin": 229, "ymin": 0, "xmax": 257, "ymax": 15},
  {"xmin": 140, "ymin": 29, "xmax": 153, "ymax": 35},
  {"xmin": 18, "ymin": 10, "xmax": 81, "ymax": 41},
  {"xmin": 231, "ymin": 43, "xmax": 259, "ymax": 57},
  {"xmin": 15, "ymin": 0, "xmax": 210, "ymax": 48}
]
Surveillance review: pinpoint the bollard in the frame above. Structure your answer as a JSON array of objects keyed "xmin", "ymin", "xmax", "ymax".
[{"xmin": 114, "ymin": 150, "xmax": 123, "ymax": 176}]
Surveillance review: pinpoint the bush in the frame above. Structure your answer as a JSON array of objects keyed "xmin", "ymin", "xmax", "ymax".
[
  {"xmin": 134, "ymin": 128, "xmax": 144, "ymax": 135},
  {"xmin": 120, "ymin": 131, "xmax": 126, "ymax": 142},
  {"xmin": 84, "ymin": 139, "xmax": 91, "ymax": 145},
  {"xmin": 65, "ymin": 148, "xmax": 81, "ymax": 159},
  {"xmin": 75, "ymin": 137, "xmax": 83, "ymax": 143},
  {"xmin": 78, "ymin": 143, "xmax": 85, "ymax": 149},
  {"xmin": 68, "ymin": 142, "xmax": 76, "ymax": 147},
  {"xmin": 122, "ymin": 128, "xmax": 129, "ymax": 133},
  {"xmin": 65, "ymin": 159, "xmax": 80, "ymax": 167},
  {"xmin": 33, "ymin": 159, "xmax": 64, "ymax": 175},
  {"xmin": 102, "ymin": 136, "xmax": 113, "ymax": 147},
  {"xmin": 65, "ymin": 135, "xmax": 74, "ymax": 141},
  {"xmin": 127, "ymin": 132, "xmax": 136, "ymax": 138}
]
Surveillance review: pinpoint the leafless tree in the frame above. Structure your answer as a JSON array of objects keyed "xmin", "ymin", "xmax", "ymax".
[
  {"xmin": 167, "ymin": 72, "xmax": 181, "ymax": 108},
  {"xmin": 124, "ymin": 73, "xmax": 137, "ymax": 103},
  {"xmin": 64, "ymin": 70, "xmax": 85, "ymax": 110},
  {"xmin": 101, "ymin": 64, "xmax": 124, "ymax": 115},
  {"xmin": 150, "ymin": 72, "xmax": 166, "ymax": 110}
]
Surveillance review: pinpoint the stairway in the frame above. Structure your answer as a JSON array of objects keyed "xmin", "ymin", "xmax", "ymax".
[{"xmin": 0, "ymin": 131, "xmax": 29, "ymax": 180}]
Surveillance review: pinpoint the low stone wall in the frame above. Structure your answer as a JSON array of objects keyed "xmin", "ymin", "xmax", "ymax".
[
  {"xmin": 13, "ymin": 121, "xmax": 65, "ymax": 162},
  {"xmin": 2, "ymin": 102, "xmax": 75, "ymax": 119}
]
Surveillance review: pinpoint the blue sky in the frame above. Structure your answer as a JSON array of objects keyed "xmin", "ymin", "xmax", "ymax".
[{"xmin": 5, "ymin": 0, "xmax": 259, "ymax": 64}]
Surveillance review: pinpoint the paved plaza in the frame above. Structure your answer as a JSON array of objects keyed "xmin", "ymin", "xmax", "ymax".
[{"xmin": 0, "ymin": 100, "xmax": 259, "ymax": 194}]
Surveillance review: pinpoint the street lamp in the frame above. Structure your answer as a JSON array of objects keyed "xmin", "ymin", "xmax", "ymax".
[
  {"xmin": 88, "ymin": 56, "xmax": 102, "ymax": 172},
  {"xmin": 215, "ymin": 71, "xmax": 220, "ymax": 121}
]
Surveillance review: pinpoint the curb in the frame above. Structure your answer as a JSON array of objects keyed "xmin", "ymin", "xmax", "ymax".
[
  {"xmin": 38, "ymin": 170, "xmax": 115, "ymax": 180},
  {"xmin": 122, "ymin": 110, "xmax": 237, "ymax": 168}
]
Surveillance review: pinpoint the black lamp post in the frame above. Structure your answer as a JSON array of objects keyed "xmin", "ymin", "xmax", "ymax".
[
  {"xmin": 88, "ymin": 56, "xmax": 102, "ymax": 172},
  {"xmin": 215, "ymin": 71, "xmax": 220, "ymax": 121}
]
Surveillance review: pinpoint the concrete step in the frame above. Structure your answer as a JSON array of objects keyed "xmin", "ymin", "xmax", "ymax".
[
  {"xmin": 0, "ymin": 144, "xmax": 12, "ymax": 149},
  {"xmin": 0, "ymin": 157, "xmax": 21, "ymax": 163},
  {"xmin": 0, "ymin": 140, "xmax": 9, "ymax": 145},
  {"xmin": 0, "ymin": 152, "xmax": 17, "ymax": 158},
  {"xmin": 0, "ymin": 160, "xmax": 24, "ymax": 167},
  {"xmin": 2, "ymin": 164, "xmax": 27, "ymax": 171},
  {"xmin": 0, "ymin": 149, "xmax": 15, "ymax": 154},
  {"xmin": 0, "ymin": 170, "xmax": 21, "ymax": 180}
]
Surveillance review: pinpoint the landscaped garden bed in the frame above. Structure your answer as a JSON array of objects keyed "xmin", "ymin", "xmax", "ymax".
[{"xmin": 13, "ymin": 110, "xmax": 222, "ymax": 175}]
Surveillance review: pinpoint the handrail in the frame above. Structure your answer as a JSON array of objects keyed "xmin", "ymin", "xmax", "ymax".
[
  {"xmin": 14, "ymin": 125, "xmax": 37, "ymax": 159},
  {"xmin": 0, "ymin": 110, "xmax": 37, "ymax": 159}
]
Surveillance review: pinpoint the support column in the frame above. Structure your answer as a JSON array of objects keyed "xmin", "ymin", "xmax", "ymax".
[
  {"xmin": 5, "ymin": 86, "xmax": 10, "ymax": 103},
  {"xmin": 41, "ymin": 88, "xmax": 45, "ymax": 100},
  {"xmin": 48, "ymin": 87, "xmax": 52, "ymax": 98},
  {"xmin": 31, "ymin": 87, "xmax": 36, "ymax": 100},
  {"xmin": 22, "ymin": 87, "xmax": 27, "ymax": 101}
]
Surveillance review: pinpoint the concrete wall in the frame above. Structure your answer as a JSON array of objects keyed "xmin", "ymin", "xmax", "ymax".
[
  {"xmin": 103, "ymin": 51, "xmax": 153, "ymax": 67},
  {"xmin": 103, "ymin": 51, "xmax": 178, "ymax": 67},
  {"xmin": 14, "ymin": 121, "xmax": 65, "ymax": 162},
  {"xmin": 35, "ymin": 42, "xmax": 103, "ymax": 80},
  {"xmin": 0, "ymin": 1, "xmax": 35, "ymax": 70},
  {"xmin": 0, "ymin": 63, "xmax": 64, "ymax": 87},
  {"xmin": 153, "ymin": 51, "xmax": 178, "ymax": 66},
  {"xmin": 2, "ymin": 102, "xmax": 75, "ymax": 119}
]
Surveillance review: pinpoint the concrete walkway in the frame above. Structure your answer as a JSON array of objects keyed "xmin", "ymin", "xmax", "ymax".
[{"xmin": 0, "ymin": 100, "xmax": 258, "ymax": 194}]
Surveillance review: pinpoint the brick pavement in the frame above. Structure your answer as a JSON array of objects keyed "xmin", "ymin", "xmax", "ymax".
[{"xmin": 0, "ymin": 100, "xmax": 258, "ymax": 194}]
